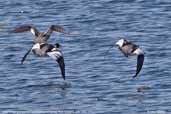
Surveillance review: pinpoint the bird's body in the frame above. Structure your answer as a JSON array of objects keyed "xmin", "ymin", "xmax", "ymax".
[
  {"xmin": 115, "ymin": 39, "xmax": 144, "ymax": 78},
  {"xmin": 32, "ymin": 43, "xmax": 54, "ymax": 56},
  {"xmin": 28, "ymin": 43, "xmax": 65, "ymax": 80},
  {"xmin": 119, "ymin": 42, "xmax": 138, "ymax": 57},
  {"xmin": 32, "ymin": 32, "xmax": 50, "ymax": 44}
]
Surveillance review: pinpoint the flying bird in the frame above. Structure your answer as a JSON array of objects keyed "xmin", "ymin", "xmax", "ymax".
[
  {"xmin": 115, "ymin": 39, "xmax": 144, "ymax": 78},
  {"xmin": 11, "ymin": 24, "xmax": 70, "ymax": 44},
  {"xmin": 22, "ymin": 43, "xmax": 65, "ymax": 80},
  {"xmin": 11, "ymin": 24, "xmax": 70, "ymax": 65}
]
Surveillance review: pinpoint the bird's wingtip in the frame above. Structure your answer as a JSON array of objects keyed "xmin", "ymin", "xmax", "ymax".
[
  {"xmin": 132, "ymin": 74, "xmax": 138, "ymax": 78},
  {"xmin": 63, "ymin": 76, "xmax": 65, "ymax": 80}
]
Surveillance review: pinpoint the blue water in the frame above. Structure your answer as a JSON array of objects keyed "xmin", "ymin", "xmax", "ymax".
[{"xmin": 0, "ymin": 0, "xmax": 171, "ymax": 114}]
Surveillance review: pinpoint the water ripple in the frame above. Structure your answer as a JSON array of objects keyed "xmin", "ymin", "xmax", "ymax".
[{"xmin": 0, "ymin": 0, "xmax": 171, "ymax": 113}]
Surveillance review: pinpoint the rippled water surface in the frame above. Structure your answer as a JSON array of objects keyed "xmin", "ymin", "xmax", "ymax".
[{"xmin": 0, "ymin": 0, "xmax": 171, "ymax": 113}]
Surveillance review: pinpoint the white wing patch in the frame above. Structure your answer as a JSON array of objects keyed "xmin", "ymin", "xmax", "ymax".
[
  {"xmin": 133, "ymin": 48, "xmax": 144, "ymax": 55},
  {"xmin": 47, "ymin": 51, "xmax": 62, "ymax": 60}
]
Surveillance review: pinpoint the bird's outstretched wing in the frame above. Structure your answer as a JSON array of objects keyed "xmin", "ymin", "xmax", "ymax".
[
  {"xmin": 21, "ymin": 47, "xmax": 32, "ymax": 64},
  {"xmin": 46, "ymin": 25, "xmax": 71, "ymax": 36},
  {"xmin": 47, "ymin": 50, "xmax": 65, "ymax": 80},
  {"xmin": 11, "ymin": 24, "xmax": 39, "ymax": 36},
  {"xmin": 50, "ymin": 25, "xmax": 65, "ymax": 33},
  {"xmin": 133, "ymin": 54, "xmax": 144, "ymax": 78}
]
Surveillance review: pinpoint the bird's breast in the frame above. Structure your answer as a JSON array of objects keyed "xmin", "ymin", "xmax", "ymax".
[{"xmin": 32, "ymin": 48, "xmax": 46, "ymax": 56}]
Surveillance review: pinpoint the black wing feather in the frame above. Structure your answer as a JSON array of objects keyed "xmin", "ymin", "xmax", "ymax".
[
  {"xmin": 133, "ymin": 54, "xmax": 144, "ymax": 78},
  {"xmin": 21, "ymin": 47, "xmax": 32, "ymax": 64},
  {"xmin": 57, "ymin": 56, "xmax": 65, "ymax": 80}
]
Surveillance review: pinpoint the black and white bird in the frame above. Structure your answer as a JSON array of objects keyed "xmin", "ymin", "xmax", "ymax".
[
  {"xmin": 115, "ymin": 39, "xmax": 144, "ymax": 78},
  {"xmin": 12, "ymin": 24, "xmax": 69, "ymax": 66},
  {"xmin": 22, "ymin": 43, "xmax": 65, "ymax": 80}
]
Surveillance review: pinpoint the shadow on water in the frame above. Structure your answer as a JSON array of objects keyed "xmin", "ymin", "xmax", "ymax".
[{"xmin": 25, "ymin": 81, "xmax": 71, "ymax": 90}]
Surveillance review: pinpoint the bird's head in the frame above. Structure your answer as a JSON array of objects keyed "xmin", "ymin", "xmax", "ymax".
[
  {"xmin": 115, "ymin": 39, "xmax": 126, "ymax": 47},
  {"xmin": 55, "ymin": 43, "xmax": 61, "ymax": 48}
]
